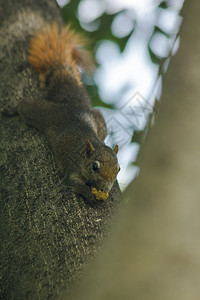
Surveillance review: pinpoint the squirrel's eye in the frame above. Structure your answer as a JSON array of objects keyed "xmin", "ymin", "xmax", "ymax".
[{"xmin": 92, "ymin": 161, "xmax": 100, "ymax": 172}]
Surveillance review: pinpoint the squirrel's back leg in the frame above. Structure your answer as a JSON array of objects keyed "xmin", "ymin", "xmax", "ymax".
[
  {"xmin": 18, "ymin": 99, "xmax": 53, "ymax": 131},
  {"xmin": 92, "ymin": 109, "xmax": 107, "ymax": 141}
]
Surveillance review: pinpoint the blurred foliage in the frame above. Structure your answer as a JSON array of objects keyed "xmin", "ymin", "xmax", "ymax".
[
  {"xmin": 61, "ymin": 0, "xmax": 135, "ymax": 107},
  {"xmin": 60, "ymin": 0, "xmax": 182, "ymax": 106},
  {"xmin": 61, "ymin": 2, "xmax": 134, "ymax": 51}
]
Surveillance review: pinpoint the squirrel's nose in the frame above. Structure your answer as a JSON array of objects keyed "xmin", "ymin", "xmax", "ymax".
[{"xmin": 100, "ymin": 182, "xmax": 113, "ymax": 193}]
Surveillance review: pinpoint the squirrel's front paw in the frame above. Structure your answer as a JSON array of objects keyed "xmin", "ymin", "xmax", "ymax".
[
  {"xmin": 71, "ymin": 185, "xmax": 99, "ymax": 204},
  {"xmin": 81, "ymin": 187, "xmax": 98, "ymax": 204}
]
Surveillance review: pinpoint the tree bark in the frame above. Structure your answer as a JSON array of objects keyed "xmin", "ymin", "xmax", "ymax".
[
  {"xmin": 69, "ymin": 1, "xmax": 200, "ymax": 299},
  {"xmin": 0, "ymin": 1, "xmax": 122, "ymax": 299}
]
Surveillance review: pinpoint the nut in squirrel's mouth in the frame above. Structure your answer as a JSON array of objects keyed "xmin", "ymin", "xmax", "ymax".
[{"xmin": 86, "ymin": 181, "xmax": 109, "ymax": 201}]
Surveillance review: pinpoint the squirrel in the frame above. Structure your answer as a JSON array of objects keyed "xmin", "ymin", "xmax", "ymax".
[{"xmin": 15, "ymin": 23, "xmax": 120, "ymax": 203}]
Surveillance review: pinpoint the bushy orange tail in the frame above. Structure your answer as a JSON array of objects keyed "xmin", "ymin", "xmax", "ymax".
[{"xmin": 27, "ymin": 23, "xmax": 94, "ymax": 85}]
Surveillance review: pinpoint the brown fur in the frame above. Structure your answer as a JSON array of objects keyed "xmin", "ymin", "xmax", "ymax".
[
  {"xmin": 18, "ymin": 23, "xmax": 119, "ymax": 204},
  {"xmin": 27, "ymin": 23, "xmax": 94, "ymax": 86}
]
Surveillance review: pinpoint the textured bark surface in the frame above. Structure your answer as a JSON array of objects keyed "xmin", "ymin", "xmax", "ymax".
[{"xmin": 0, "ymin": 1, "xmax": 122, "ymax": 299}]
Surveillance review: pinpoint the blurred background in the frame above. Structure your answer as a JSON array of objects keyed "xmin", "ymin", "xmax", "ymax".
[{"xmin": 56, "ymin": 0, "xmax": 184, "ymax": 191}]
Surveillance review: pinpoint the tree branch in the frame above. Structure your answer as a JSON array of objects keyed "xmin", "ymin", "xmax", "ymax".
[{"xmin": 0, "ymin": 1, "xmax": 122, "ymax": 298}]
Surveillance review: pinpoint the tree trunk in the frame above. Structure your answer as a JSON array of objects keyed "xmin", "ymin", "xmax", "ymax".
[
  {"xmin": 69, "ymin": 1, "xmax": 200, "ymax": 299},
  {"xmin": 0, "ymin": 1, "xmax": 122, "ymax": 299}
]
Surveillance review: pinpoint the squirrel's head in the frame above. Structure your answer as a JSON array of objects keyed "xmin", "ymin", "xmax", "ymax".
[{"xmin": 81, "ymin": 141, "xmax": 120, "ymax": 194}]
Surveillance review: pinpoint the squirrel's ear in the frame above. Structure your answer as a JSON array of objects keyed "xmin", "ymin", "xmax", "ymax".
[
  {"xmin": 85, "ymin": 141, "xmax": 95, "ymax": 158},
  {"xmin": 113, "ymin": 145, "xmax": 119, "ymax": 155}
]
